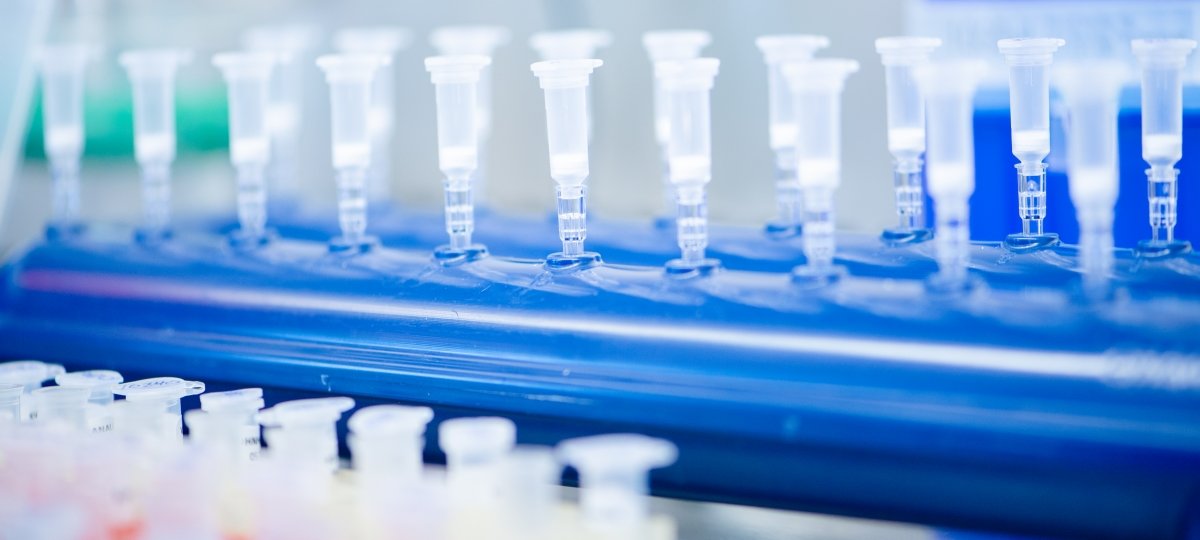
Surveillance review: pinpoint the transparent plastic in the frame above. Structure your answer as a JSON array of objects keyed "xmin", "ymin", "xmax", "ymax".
[
  {"xmin": 0, "ymin": 383, "xmax": 21, "ymax": 422},
  {"xmin": 755, "ymin": 35, "xmax": 830, "ymax": 232},
  {"xmin": 643, "ymin": 31, "xmax": 712, "ymax": 216},
  {"xmin": 38, "ymin": 44, "xmax": 90, "ymax": 236},
  {"xmin": 530, "ymin": 29, "xmax": 613, "ymax": 61},
  {"xmin": 55, "ymin": 369, "xmax": 123, "ymax": 432},
  {"xmin": 532, "ymin": 59, "xmax": 604, "ymax": 264},
  {"xmin": 31, "ymin": 386, "xmax": 89, "ymax": 430},
  {"xmin": 426, "ymin": 55, "xmax": 492, "ymax": 257},
  {"xmin": 997, "ymin": 37, "xmax": 1066, "ymax": 246},
  {"xmin": 317, "ymin": 54, "xmax": 385, "ymax": 251},
  {"xmin": 781, "ymin": 59, "xmax": 859, "ymax": 281},
  {"xmin": 334, "ymin": 27, "xmax": 411, "ymax": 205},
  {"xmin": 119, "ymin": 49, "xmax": 191, "ymax": 242},
  {"xmin": 500, "ymin": 445, "xmax": 560, "ymax": 536},
  {"xmin": 1058, "ymin": 63, "xmax": 1125, "ymax": 298},
  {"xmin": 348, "ymin": 404, "xmax": 433, "ymax": 487},
  {"xmin": 258, "ymin": 396, "xmax": 355, "ymax": 473},
  {"xmin": 875, "ymin": 37, "xmax": 941, "ymax": 242},
  {"xmin": 113, "ymin": 377, "xmax": 205, "ymax": 440},
  {"xmin": 917, "ymin": 61, "xmax": 987, "ymax": 290},
  {"xmin": 438, "ymin": 416, "xmax": 516, "ymax": 503},
  {"xmin": 1132, "ymin": 38, "xmax": 1197, "ymax": 256},
  {"xmin": 213, "ymin": 52, "xmax": 276, "ymax": 245},
  {"xmin": 199, "ymin": 387, "xmax": 264, "ymax": 460},
  {"xmin": 557, "ymin": 433, "xmax": 677, "ymax": 531},
  {"xmin": 0, "ymin": 360, "xmax": 65, "ymax": 420}
]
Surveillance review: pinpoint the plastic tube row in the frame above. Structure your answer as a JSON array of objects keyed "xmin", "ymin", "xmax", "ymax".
[{"xmin": 0, "ymin": 359, "xmax": 678, "ymax": 540}]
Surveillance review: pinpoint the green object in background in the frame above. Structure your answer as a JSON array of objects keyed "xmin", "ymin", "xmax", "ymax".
[{"xmin": 24, "ymin": 83, "xmax": 230, "ymax": 159}]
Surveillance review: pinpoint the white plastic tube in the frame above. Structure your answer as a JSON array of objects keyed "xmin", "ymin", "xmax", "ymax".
[
  {"xmin": 0, "ymin": 360, "xmax": 65, "ymax": 420},
  {"xmin": 0, "ymin": 383, "xmax": 21, "ymax": 422},
  {"xmin": 38, "ymin": 44, "xmax": 89, "ymax": 236},
  {"xmin": 532, "ymin": 59, "xmax": 604, "ymax": 263},
  {"xmin": 557, "ymin": 433, "xmax": 677, "ymax": 532},
  {"xmin": 334, "ymin": 27, "xmax": 411, "ymax": 206},
  {"xmin": 258, "ymin": 396, "xmax": 355, "ymax": 473},
  {"xmin": 213, "ymin": 52, "xmax": 276, "ymax": 245},
  {"xmin": 755, "ymin": 35, "xmax": 830, "ymax": 232},
  {"xmin": 781, "ymin": 59, "xmax": 860, "ymax": 280},
  {"xmin": 875, "ymin": 37, "xmax": 941, "ymax": 241},
  {"xmin": 439, "ymin": 416, "xmax": 516, "ymax": 503},
  {"xmin": 198, "ymin": 387, "xmax": 264, "ymax": 461},
  {"xmin": 55, "ymin": 369, "xmax": 123, "ymax": 432},
  {"xmin": 425, "ymin": 55, "xmax": 491, "ymax": 256},
  {"xmin": 317, "ymin": 54, "xmax": 385, "ymax": 251},
  {"xmin": 997, "ymin": 37, "xmax": 1066, "ymax": 245},
  {"xmin": 643, "ymin": 31, "xmax": 711, "ymax": 216},
  {"xmin": 917, "ymin": 61, "xmax": 987, "ymax": 290},
  {"xmin": 1133, "ymin": 38, "xmax": 1197, "ymax": 255},
  {"xmin": 119, "ymin": 49, "xmax": 191, "ymax": 242},
  {"xmin": 31, "ymin": 386, "xmax": 89, "ymax": 430},
  {"xmin": 348, "ymin": 404, "xmax": 433, "ymax": 489},
  {"xmin": 113, "ymin": 376, "xmax": 205, "ymax": 441}
]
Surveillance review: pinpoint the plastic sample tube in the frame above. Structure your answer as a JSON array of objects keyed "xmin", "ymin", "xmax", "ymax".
[
  {"xmin": 997, "ymin": 38, "xmax": 1066, "ymax": 250},
  {"xmin": 55, "ymin": 369, "xmax": 123, "ymax": 432},
  {"xmin": 1132, "ymin": 38, "xmax": 1197, "ymax": 257},
  {"xmin": 334, "ymin": 27, "xmax": 411, "ymax": 206},
  {"xmin": 1058, "ymin": 63, "xmax": 1125, "ymax": 298},
  {"xmin": 113, "ymin": 376, "xmax": 205, "ymax": 440},
  {"xmin": 643, "ymin": 31, "xmax": 712, "ymax": 215},
  {"xmin": 755, "ymin": 35, "xmax": 830, "ymax": 234},
  {"xmin": 317, "ymin": 54, "xmax": 385, "ymax": 252},
  {"xmin": 500, "ymin": 445, "xmax": 561, "ymax": 536},
  {"xmin": 118, "ymin": 49, "xmax": 191, "ymax": 243},
  {"xmin": 198, "ymin": 387, "xmax": 264, "ymax": 461},
  {"xmin": 425, "ymin": 55, "xmax": 492, "ymax": 259},
  {"xmin": 557, "ymin": 433, "xmax": 677, "ymax": 532},
  {"xmin": 875, "ymin": 36, "xmax": 942, "ymax": 243},
  {"xmin": 258, "ymin": 396, "xmax": 355, "ymax": 473},
  {"xmin": 0, "ymin": 383, "xmax": 21, "ymax": 422},
  {"xmin": 348, "ymin": 404, "xmax": 433, "ymax": 490},
  {"xmin": 438, "ymin": 416, "xmax": 516, "ymax": 503},
  {"xmin": 38, "ymin": 44, "xmax": 90, "ymax": 237},
  {"xmin": 243, "ymin": 25, "xmax": 319, "ymax": 206},
  {"xmin": 31, "ymin": 386, "xmax": 89, "ymax": 430},
  {"xmin": 655, "ymin": 58, "xmax": 721, "ymax": 274},
  {"xmin": 917, "ymin": 61, "xmax": 986, "ymax": 291},
  {"xmin": 0, "ymin": 360, "xmax": 65, "ymax": 420},
  {"xmin": 213, "ymin": 52, "xmax": 276, "ymax": 246},
  {"xmin": 530, "ymin": 29, "xmax": 613, "ymax": 60},
  {"xmin": 781, "ymin": 59, "xmax": 860, "ymax": 282},
  {"xmin": 531, "ymin": 59, "xmax": 605, "ymax": 266},
  {"xmin": 430, "ymin": 25, "xmax": 511, "ymax": 201}
]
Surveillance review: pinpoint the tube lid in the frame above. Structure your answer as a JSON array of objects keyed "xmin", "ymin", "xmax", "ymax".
[
  {"xmin": 348, "ymin": 404, "xmax": 433, "ymax": 437},
  {"xmin": 199, "ymin": 388, "xmax": 264, "ymax": 413},
  {"xmin": 0, "ymin": 383, "xmax": 22, "ymax": 405},
  {"xmin": 756, "ymin": 34, "xmax": 830, "ymax": 64},
  {"xmin": 316, "ymin": 54, "xmax": 386, "ymax": 83},
  {"xmin": 258, "ymin": 397, "xmax": 355, "ymax": 427},
  {"xmin": 780, "ymin": 58, "xmax": 859, "ymax": 91},
  {"xmin": 530, "ymin": 29, "xmax": 613, "ymax": 60},
  {"xmin": 212, "ymin": 52, "xmax": 276, "ymax": 79},
  {"xmin": 643, "ymin": 30, "xmax": 712, "ymax": 61},
  {"xmin": 439, "ymin": 416, "xmax": 516, "ymax": 459},
  {"xmin": 557, "ymin": 433, "xmax": 677, "ymax": 475},
  {"xmin": 430, "ymin": 25, "xmax": 511, "ymax": 55},
  {"xmin": 997, "ymin": 37, "xmax": 1066, "ymax": 65},
  {"xmin": 114, "ymin": 377, "xmax": 205, "ymax": 401},
  {"xmin": 334, "ymin": 26, "xmax": 411, "ymax": 55},
  {"xmin": 531, "ymin": 58, "xmax": 603, "ymax": 89},
  {"xmin": 875, "ymin": 36, "xmax": 942, "ymax": 65},
  {"xmin": 243, "ymin": 24, "xmax": 320, "ymax": 62},
  {"xmin": 0, "ymin": 361, "xmax": 65, "ymax": 386},
  {"xmin": 1132, "ymin": 38, "xmax": 1198, "ymax": 65},
  {"xmin": 119, "ymin": 49, "xmax": 192, "ymax": 77},
  {"xmin": 424, "ymin": 55, "xmax": 492, "ymax": 84},
  {"xmin": 655, "ymin": 57, "xmax": 720, "ymax": 91},
  {"xmin": 55, "ymin": 369, "xmax": 124, "ymax": 390}
]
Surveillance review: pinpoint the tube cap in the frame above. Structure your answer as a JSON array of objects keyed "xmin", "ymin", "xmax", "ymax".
[
  {"xmin": 430, "ymin": 25, "xmax": 511, "ymax": 55},
  {"xmin": 439, "ymin": 416, "xmax": 516, "ymax": 459},
  {"xmin": 348, "ymin": 404, "xmax": 433, "ymax": 437},
  {"xmin": 258, "ymin": 397, "xmax": 355, "ymax": 427},
  {"xmin": 424, "ymin": 55, "xmax": 492, "ymax": 84},
  {"xmin": 756, "ymin": 34, "xmax": 830, "ymax": 64},
  {"xmin": 875, "ymin": 36, "xmax": 942, "ymax": 65},
  {"xmin": 530, "ymin": 29, "xmax": 613, "ymax": 60},
  {"xmin": 0, "ymin": 361, "xmax": 65, "ymax": 387},
  {"xmin": 530, "ymin": 59, "xmax": 603, "ymax": 89},
  {"xmin": 114, "ymin": 377, "xmax": 205, "ymax": 401},
  {"xmin": 199, "ymin": 388, "xmax": 264, "ymax": 413},
  {"xmin": 643, "ymin": 30, "xmax": 711, "ymax": 62},
  {"xmin": 655, "ymin": 57, "xmax": 720, "ymax": 91},
  {"xmin": 334, "ymin": 26, "xmax": 411, "ymax": 55}
]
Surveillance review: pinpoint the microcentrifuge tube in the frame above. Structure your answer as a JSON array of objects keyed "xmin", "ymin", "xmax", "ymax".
[
  {"xmin": 997, "ymin": 37, "xmax": 1066, "ymax": 251},
  {"xmin": 38, "ymin": 44, "xmax": 90, "ymax": 237},
  {"xmin": 55, "ymin": 369, "xmax": 123, "ymax": 432},
  {"xmin": 213, "ymin": 52, "xmax": 276, "ymax": 245},
  {"xmin": 258, "ymin": 396, "xmax": 355, "ymax": 473},
  {"xmin": 557, "ymin": 433, "xmax": 677, "ymax": 532},
  {"xmin": 334, "ymin": 27, "xmax": 411, "ymax": 206},
  {"xmin": 317, "ymin": 54, "xmax": 385, "ymax": 252},
  {"xmin": 113, "ymin": 377, "xmax": 205, "ymax": 441},
  {"xmin": 0, "ymin": 360, "xmax": 65, "ymax": 421},
  {"xmin": 348, "ymin": 404, "xmax": 433, "ymax": 490},
  {"xmin": 917, "ymin": 61, "xmax": 987, "ymax": 291},
  {"xmin": 439, "ymin": 416, "xmax": 516, "ymax": 503},
  {"xmin": 781, "ymin": 59, "xmax": 860, "ymax": 282},
  {"xmin": 755, "ymin": 34, "xmax": 830, "ymax": 234},
  {"xmin": 530, "ymin": 29, "xmax": 614, "ymax": 141},
  {"xmin": 1058, "ymin": 62, "xmax": 1125, "ymax": 298},
  {"xmin": 198, "ymin": 387, "xmax": 264, "ymax": 461},
  {"xmin": 119, "ymin": 49, "xmax": 191, "ymax": 243},
  {"xmin": 875, "ymin": 37, "xmax": 942, "ymax": 244},
  {"xmin": 500, "ymin": 445, "xmax": 561, "ymax": 536},
  {"xmin": 31, "ymin": 386, "xmax": 90, "ymax": 431},
  {"xmin": 425, "ymin": 55, "xmax": 492, "ymax": 260},
  {"xmin": 431, "ymin": 26, "xmax": 511, "ymax": 201},
  {"xmin": 0, "ymin": 384, "xmax": 21, "ymax": 423},
  {"xmin": 656, "ymin": 58, "xmax": 721, "ymax": 274},
  {"xmin": 243, "ymin": 25, "xmax": 320, "ymax": 206},
  {"xmin": 531, "ymin": 59, "xmax": 605, "ymax": 266},
  {"xmin": 1132, "ymin": 38, "xmax": 1197, "ymax": 258},
  {"xmin": 643, "ymin": 31, "xmax": 712, "ymax": 219}
]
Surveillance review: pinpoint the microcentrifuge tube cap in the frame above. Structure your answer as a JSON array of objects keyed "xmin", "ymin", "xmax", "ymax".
[
  {"xmin": 114, "ymin": 377, "xmax": 205, "ymax": 401},
  {"xmin": 1132, "ymin": 38, "xmax": 1198, "ymax": 65},
  {"xmin": 529, "ymin": 29, "xmax": 614, "ymax": 60},
  {"xmin": 334, "ymin": 26, "xmax": 412, "ymax": 55},
  {"xmin": 643, "ymin": 30, "xmax": 712, "ymax": 61},
  {"xmin": 0, "ymin": 360, "xmax": 66, "ymax": 388},
  {"xmin": 199, "ymin": 388, "xmax": 264, "ymax": 413},
  {"xmin": 348, "ymin": 404, "xmax": 434, "ymax": 437},
  {"xmin": 316, "ymin": 54, "xmax": 386, "ymax": 82},
  {"xmin": 258, "ymin": 397, "xmax": 355, "ymax": 427},
  {"xmin": 55, "ymin": 370, "xmax": 124, "ymax": 402},
  {"xmin": 780, "ymin": 58, "xmax": 860, "ymax": 90},
  {"xmin": 212, "ymin": 52, "xmax": 276, "ymax": 77},
  {"xmin": 430, "ymin": 25, "xmax": 512, "ymax": 55},
  {"xmin": 874, "ymin": 36, "xmax": 942, "ymax": 65},
  {"xmin": 997, "ymin": 37, "xmax": 1066, "ymax": 65},
  {"xmin": 654, "ymin": 57, "xmax": 720, "ymax": 90},
  {"xmin": 0, "ymin": 383, "xmax": 22, "ymax": 410},
  {"xmin": 424, "ymin": 55, "xmax": 492, "ymax": 84},
  {"xmin": 531, "ymin": 59, "xmax": 604, "ymax": 88},
  {"xmin": 755, "ymin": 34, "xmax": 831, "ymax": 64},
  {"xmin": 438, "ymin": 416, "xmax": 516, "ymax": 458},
  {"xmin": 118, "ymin": 49, "xmax": 193, "ymax": 74},
  {"xmin": 557, "ymin": 433, "xmax": 678, "ymax": 526}
]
